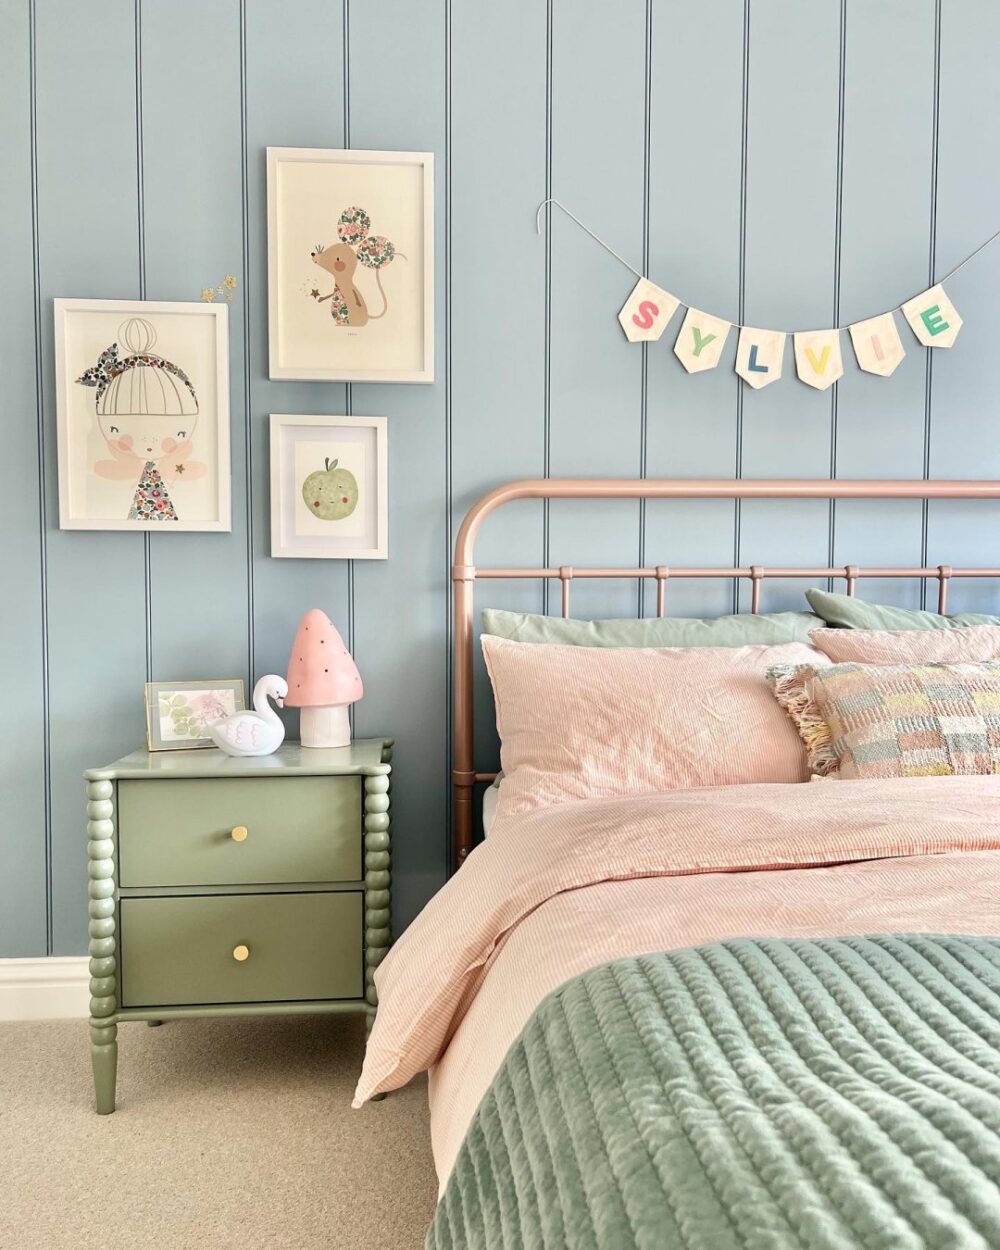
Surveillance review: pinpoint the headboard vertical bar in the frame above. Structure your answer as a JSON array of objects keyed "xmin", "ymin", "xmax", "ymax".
[
  {"xmin": 750, "ymin": 566, "xmax": 763, "ymax": 614},
  {"xmin": 560, "ymin": 567, "xmax": 573, "ymax": 618},
  {"xmin": 938, "ymin": 566, "xmax": 951, "ymax": 615},
  {"xmin": 656, "ymin": 567, "xmax": 668, "ymax": 617},
  {"xmin": 845, "ymin": 565, "xmax": 858, "ymax": 597}
]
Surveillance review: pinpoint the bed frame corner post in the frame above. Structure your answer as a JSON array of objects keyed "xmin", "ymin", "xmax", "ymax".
[{"xmin": 452, "ymin": 560, "xmax": 476, "ymax": 872}]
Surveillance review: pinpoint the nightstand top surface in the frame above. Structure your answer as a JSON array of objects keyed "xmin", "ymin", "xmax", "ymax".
[{"xmin": 85, "ymin": 738, "xmax": 393, "ymax": 781}]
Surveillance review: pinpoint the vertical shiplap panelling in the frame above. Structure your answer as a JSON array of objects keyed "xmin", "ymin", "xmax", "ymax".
[
  {"xmin": 832, "ymin": 0, "xmax": 936, "ymax": 608},
  {"xmin": 643, "ymin": 0, "xmax": 746, "ymax": 618},
  {"xmin": 0, "ymin": 0, "xmax": 47, "ymax": 955},
  {"xmin": 926, "ymin": 0, "xmax": 1000, "ymax": 610},
  {"xmin": 35, "ymin": 0, "xmax": 148, "ymax": 953},
  {"xmin": 738, "ymin": 0, "xmax": 843, "ymax": 612},
  {"xmin": 140, "ymin": 0, "xmax": 251, "ymax": 682},
  {"xmin": 244, "ymin": 0, "xmax": 349, "ymax": 726},
  {"xmin": 346, "ymin": 0, "xmax": 449, "ymax": 922},
  {"xmin": 547, "ymin": 0, "xmax": 647, "ymax": 619},
  {"xmin": 449, "ymin": 1, "xmax": 548, "ymax": 782}
]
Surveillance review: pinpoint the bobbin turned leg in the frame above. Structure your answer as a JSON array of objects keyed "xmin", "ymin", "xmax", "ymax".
[
  {"xmin": 90, "ymin": 1023, "xmax": 118, "ymax": 1114},
  {"xmin": 364, "ymin": 753, "xmax": 392, "ymax": 1101},
  {"xmin": 87, "ymin": 777, "xmax": 119, "ymax": 1114}
]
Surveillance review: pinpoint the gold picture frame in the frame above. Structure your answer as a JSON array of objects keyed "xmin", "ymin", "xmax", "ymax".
[{"xmin": 144, "ymin": 679, "xmax": 246, "ymax": 752}]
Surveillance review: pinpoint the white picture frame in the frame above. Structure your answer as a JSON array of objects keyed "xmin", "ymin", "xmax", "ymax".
[
  {"xmin": 267, "ymin": 147, "xmax": 434, "ymax": 383},
  {"xmin": 270, "ymin": 414, "xmax": 388, "ymax": 560},
  {"xmin": 54, "ymin": 298, "xmax": 231, "ymax": 532}
]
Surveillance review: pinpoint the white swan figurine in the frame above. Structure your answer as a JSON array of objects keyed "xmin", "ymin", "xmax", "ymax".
[{"xmin": 209, "ymin": 675, "xmax": 288, "ymax": 757}]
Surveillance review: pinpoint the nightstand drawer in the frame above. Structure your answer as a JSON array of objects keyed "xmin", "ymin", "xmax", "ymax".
[
  {"xmin": 120, "ymin": 893, "xmax": 363, "ymax": 1006},
  {"xmin": 117, "ymin": 777, "xmax": 362, "ymax": 887}
]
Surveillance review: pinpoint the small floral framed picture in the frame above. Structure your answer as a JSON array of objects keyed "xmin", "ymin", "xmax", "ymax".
[
  {"xmin": 145, "ymin": 679, "xmax": 245, "ymax": 751},
  {"xmin": 270, "ymin": 414, "xmax": 388, "ymax": 560}
]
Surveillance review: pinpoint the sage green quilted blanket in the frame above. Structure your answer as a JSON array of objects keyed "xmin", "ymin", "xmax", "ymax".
[{"xmin": 427, "ymin": 935, "xmax": 1000, "ymax": 1250}]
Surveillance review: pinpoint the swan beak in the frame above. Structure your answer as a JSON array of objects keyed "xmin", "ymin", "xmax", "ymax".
[{"xmin": 276, "ymin": 697, "xmax": 284, "ymax": 708}]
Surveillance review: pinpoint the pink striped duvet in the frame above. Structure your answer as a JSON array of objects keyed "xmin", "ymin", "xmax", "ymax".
[{"xmin": 354, "ymin": 777, "xmax": 1000, "ymax": 1189}]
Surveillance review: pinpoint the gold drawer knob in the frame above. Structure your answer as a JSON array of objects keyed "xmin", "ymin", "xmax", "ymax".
[
  {"xmin": 231, "ymin": 826, "xmax": 248, "ymax": 842},
  {"xmin": 232, "ymin": 944, "xmax": 250, "ymax": 962}
]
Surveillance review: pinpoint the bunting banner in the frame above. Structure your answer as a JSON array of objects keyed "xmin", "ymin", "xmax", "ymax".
[{"xmin": 539, "ymin": 198, "xmax": 993, "ymax": 391}]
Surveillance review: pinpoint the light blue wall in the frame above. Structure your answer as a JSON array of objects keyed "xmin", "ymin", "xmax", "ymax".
[{"xmin": 2, "ymin": 0, "xmax": 999, "ymax": 957}]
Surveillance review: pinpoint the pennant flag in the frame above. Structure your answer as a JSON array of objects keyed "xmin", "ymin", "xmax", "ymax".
[
  {"xmin": 735, "ymin": 327, "xmax": 786, "ymax": 389},
  {"xmin": 617, "ymin": 278, "xmax": 681, "ymax": 343},
  {"xmin": 900, "ymin": 283, "xmax": 962, "ymax": 348},
  {"xmin": 793, "ymin": 329, "xmax": 843, "ymax": 391},
  {"xmin": 848, "ymin": 312, "xmax": 906, "ymax": 376},
  {"xmin": 674, "ymin": 308, "xmax": 731, "ymax": 374}
]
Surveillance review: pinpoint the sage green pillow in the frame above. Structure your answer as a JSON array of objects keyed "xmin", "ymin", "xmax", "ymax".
[
  {"xmin": 481, "ymin": 608, "xmax": 820, "ymax": 648},
  {"xmin": 805, "ymin": 588, "xmax": 1000, "ymax": 631}
]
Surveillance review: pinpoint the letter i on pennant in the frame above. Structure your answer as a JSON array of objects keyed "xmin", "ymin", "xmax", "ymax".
[
  {"xmin": 793, "ymin": 329, "xmax": 844, "ymax": 391},
  {"xmin": 735, "ymin": 327, "xmax": 786, "ymax": 389},
  {"xmin": 617, "ymin": 278, "xmax": 681, "ymax": 343},
  {"xmin": 848, "ymin": 312, "xmax": 905, "ymax": 376},
  {"xmin": 673, "ymin": 308, "xmax": 732, "ymax": 373}
]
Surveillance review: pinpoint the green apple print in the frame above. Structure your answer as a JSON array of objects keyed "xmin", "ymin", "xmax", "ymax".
[{"xmin": 302, "ymin": 457, "xmax": 359, "ymax": 521}]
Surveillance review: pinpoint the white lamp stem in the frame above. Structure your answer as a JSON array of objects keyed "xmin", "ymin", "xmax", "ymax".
[{"xmin": 299, "ymin": 704, "xmax": 351, "ymax": 748}]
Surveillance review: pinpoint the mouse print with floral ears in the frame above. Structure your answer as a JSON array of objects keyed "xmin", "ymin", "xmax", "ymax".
[
  {"xmin": 308, "ymin": 206, "xmax": 404, "ymax": 328},
  {"xmin": 76, "ymin": 318, "xmax": 206, "ymax": 522}
]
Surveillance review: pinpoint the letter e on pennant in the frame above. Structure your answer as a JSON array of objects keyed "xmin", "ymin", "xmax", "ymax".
[
  {"xmin": 900, "ymin": 283, "xmax": 962, "ymax": 348},
  {"xmin": 735, "ymin": 327, "xmax": 786, "ymax": 389},
  {"xmin": 793, "ymin": 329, "xmax": 844, "ymax": 391},
  {"xmin": 618, "ymin": 278, "xmax": 681, "ymax": 343},
  {"xmin": 673, "ymin": 308, "xmax": 732, "ymax": 373},
  {"xmin": 848, "ymin": 312, "xmax": 905, "ymax": 376}
]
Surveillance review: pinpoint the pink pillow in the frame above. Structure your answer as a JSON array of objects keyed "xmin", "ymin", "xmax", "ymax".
[
  {"xmin": 482, "ymin": 636, "xmax": 829, "ymax": 816},
  {"xmin": 810, "ymin": 625, "xmax": 1000, "ymax": 665}
]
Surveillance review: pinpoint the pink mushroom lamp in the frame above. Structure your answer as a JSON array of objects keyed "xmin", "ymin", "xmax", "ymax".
[{"xmin": 284, "ymin": 608, "xmax": 363, "ymax": 748}]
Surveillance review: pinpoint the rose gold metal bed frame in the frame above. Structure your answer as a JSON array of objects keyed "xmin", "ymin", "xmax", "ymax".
[{"xmin": 451, "ymin": 477, "xmax": 1000, "ymax": 868}]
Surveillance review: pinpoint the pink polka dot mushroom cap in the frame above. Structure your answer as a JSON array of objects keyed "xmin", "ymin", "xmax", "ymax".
[{"xmin": 284, "ymin": 608, "xmax": 363, "ymax": 708}]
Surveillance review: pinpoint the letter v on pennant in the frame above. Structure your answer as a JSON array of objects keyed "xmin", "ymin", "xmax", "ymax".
[{"xmin": 793, "ymin": 329, "xmax": 844, "ymax": 391}]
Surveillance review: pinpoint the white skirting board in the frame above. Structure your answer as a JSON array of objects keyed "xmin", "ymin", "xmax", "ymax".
[{"xmin": 0, "ymin": 956, "xmax": 89, "ymax": 1021}]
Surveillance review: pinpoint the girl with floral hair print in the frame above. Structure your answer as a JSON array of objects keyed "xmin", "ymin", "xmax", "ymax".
[
  {"xmin": 309, "ymin": 206, "xmax": 402, "ymax": 328},
  {"xmin": 76, "ymin": 318, "xmax": 206, "ymax": 522}
]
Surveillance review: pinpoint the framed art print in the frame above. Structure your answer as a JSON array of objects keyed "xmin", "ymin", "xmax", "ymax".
[
  {"xmin": 270, "ymin": 415, "xmax": 388, "ymax": 560},
  {"xmin": 54, "ymin": 298, "xmax": 231, "ymax": 532},
  {"xmin": 144, "ymin": 678, "xmax": 245, "ymax": 751},
  {"xmin": 267, "ymin": 147, "xmax": 434, "ymax": 383}
]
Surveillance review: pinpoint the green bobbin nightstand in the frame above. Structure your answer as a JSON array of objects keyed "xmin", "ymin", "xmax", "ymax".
[{"xmin": 83, "ymin": 738, "xmax": 392, "ymax": 1114}]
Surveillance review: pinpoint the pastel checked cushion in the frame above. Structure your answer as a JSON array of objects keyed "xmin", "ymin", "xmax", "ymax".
[{"xmin": 807, "ymin": 661, "xmax": 1000, "ymax": 780}]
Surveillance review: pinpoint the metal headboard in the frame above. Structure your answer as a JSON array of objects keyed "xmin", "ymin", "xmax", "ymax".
[{"xmin": 451, "ymin": 477, "xmax": 1000, "ymax": 868}]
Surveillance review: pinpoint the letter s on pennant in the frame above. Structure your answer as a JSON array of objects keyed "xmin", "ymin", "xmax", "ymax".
[{"xmin": 618, "ymin": 278, "xmax": 681, "ymax": 343}]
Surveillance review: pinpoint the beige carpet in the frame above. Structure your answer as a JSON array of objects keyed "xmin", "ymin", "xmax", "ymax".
[{"xmin": 0, "ymin": 1014, "xmax": 437, "ymax": 1250}]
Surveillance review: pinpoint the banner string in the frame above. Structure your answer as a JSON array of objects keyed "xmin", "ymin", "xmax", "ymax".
[{"xmin": 535, "ymin": 196, "xmax": 1000, "ymax": 334}]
